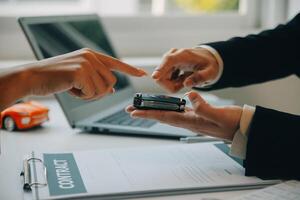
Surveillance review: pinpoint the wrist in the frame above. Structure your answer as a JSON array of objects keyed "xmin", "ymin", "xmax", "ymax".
[
  {"xmin": 227, "ymin": 106, "xmax": 243, "ymax": 141},
  {"xmin": 25, "ymin": 60, "xmax": 75, "ymax": 96},
  {"xmin": 0, "ymin": 66, "xmax": 33, "ymax": 111},
  {"xmin": 20, "ymin": 66, "xmax": 38, "ymax": 96},
  {"xmin": 196, "ymin": 45, "xmax": 223, "ymax": 87}
]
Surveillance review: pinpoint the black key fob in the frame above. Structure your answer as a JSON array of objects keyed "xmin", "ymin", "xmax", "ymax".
[{"xmin": 133, "ymin": 93, "xmax": 186, "ymax": 112}]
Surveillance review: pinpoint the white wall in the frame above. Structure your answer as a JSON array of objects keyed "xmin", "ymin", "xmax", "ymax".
[
  {"xmin": 0, "ymin": 15, "xmax": 256, "ymax": 60},
  {"xmin": 288, "ymin": 0, "xmax": 300, "ymax": 19},
  {"xmin": 0, "ymin": 17, "xmax": 35, "ymax": 60}
]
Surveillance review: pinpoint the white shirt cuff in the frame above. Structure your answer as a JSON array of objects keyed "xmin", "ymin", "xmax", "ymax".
[
  {"xmin": 229, "ymin": 105, "xmax": 256, "ymax": 159},
  {"xmin": 229, "ymin": 130, "xmax": 248, "ymax": 159},
  {"xmin": 196, "ymin": 45, "xmax": 224, "ymax": 87}
]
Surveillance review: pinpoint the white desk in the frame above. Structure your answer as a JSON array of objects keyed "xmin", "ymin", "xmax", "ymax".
[
  {"xmin": 0, "ymin": 59, "xmax": 251, "ymax": 199},
  {"xmin": 0, "ymin": 98, "xmax": 256, "ymax": 200}
]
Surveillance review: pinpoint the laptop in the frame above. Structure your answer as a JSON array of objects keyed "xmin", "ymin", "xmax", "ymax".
[{"xmin": 19, "ymin": 14, "xmax": 197, "ymax": 138}]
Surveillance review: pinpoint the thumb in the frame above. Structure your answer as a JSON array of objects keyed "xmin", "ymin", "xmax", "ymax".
[
  {"xmin": 188, "ymin": 91, "xmax": 219, "ymax": 122},
  {"xmin": 183, "ymin": 68, "xmax": 212, "ymax": 87}
]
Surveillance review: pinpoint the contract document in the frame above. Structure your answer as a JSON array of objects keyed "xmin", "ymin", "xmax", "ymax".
[
  {"xmin": 22, "ymin": 143, "xmax": 279, "ymax": 200},
  {"xmin": 232, "ymin": 181, "xmax": 300, "ymax": 200}
]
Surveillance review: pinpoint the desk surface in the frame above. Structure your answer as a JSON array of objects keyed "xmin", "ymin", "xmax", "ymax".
[{"xmin": 0, "ymin": 98, "xmax": 254, "ymax": 200}]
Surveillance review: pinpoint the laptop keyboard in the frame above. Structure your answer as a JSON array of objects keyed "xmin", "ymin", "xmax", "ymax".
[{"xmin": 96, "ymin": 110, "xmax": 156, "ymax": 128}]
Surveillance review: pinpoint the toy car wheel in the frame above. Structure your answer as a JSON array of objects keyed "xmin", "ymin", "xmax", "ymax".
[{"xmin": 3, "ymin": 116, "xmax": 16, "ymax": 131}]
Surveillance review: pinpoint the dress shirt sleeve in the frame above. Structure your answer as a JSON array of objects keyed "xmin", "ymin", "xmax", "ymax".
[
  {"xmin": 196, "ymin": 45, "xmax": 224, "ymax": 87},
  {"xmin": 229, "ymin": 105, "xmax": 256, "ymax": 159}
]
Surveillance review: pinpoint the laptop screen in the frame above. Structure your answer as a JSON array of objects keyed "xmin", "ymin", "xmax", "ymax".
[{"xmin": 21, "ymin": 16, "xmax": 130, "ymax": 116}]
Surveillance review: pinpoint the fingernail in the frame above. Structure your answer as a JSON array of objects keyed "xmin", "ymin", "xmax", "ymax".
[
  {"xmin": 125, "ymin": 109, "xmax": 130, "ymax": 113},
  {"xmin": 184, "ymin": 91, "xmax": 191, "ymax": 96},
  {"xmin": 125, "ymin": 107, "xmax": 135, "ymax": 113},
  {"xmin": 152, "ymin": 71, "xmax": 160, "ymax": 79},
  {"xmin": 130, "ymin": 113, "xmax": 138, "ymax": 119},
  {"xmin": 181, "ymin": 91, "xmax": 191, "ymax": 100},
  {"xmin": 110, "ymin": 88, "xmax": 115, "ymax": 93},
  {"xmin": 138, "ymin": 68, "xmax": 148, "ymax": 76}
]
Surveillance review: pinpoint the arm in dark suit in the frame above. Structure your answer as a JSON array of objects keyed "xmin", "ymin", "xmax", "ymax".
[
  {"xmin": 203, "ymin": 14, "xmax": 300, "ymax": 90},
  {"xmin": 244, "ymin": 106, "xmax": 300, "ymax": 180},
  {"xmin": 200, "ymin": 14, "xmax": 300, "ymax": 179}
]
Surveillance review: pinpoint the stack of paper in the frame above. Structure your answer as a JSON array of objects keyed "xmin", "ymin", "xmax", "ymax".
[
  {"xmin": 232, "ymin": 181, "xmax": 300, "ymax": 200},
  {"xmin": 23, "ymin": 143, "xmax": 279, "ymax": 200}
]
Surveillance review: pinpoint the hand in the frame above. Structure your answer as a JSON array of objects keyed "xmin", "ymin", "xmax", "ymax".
[
  {"xmin": 152, "ymin": 48, "xmax": 220, "ymax": 93},
  {"xmin": 27, "ymin": 48, "xmax": 147, "ymax": 99},
  {"xmin": 0, "ymin": 48, "xmax": 147, "ymax": 111},
  {"xmin": 126, "ymin": 91, "xmax": 242, "ymax": 141}
]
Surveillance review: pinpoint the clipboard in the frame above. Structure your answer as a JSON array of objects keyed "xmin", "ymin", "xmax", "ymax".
[
  {"xmin": 20, "ymin": 143, "xmax": 280, "ymax": 200},
  {"xmin": 20, "ymin": 152, "xmax": 48, "ymax": 191},
  {"xmin": 20, "ymin": 143, "xmax": 242, "ymax": 190}
]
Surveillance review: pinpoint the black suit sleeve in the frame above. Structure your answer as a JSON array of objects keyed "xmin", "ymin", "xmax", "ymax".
[
  {"xmin": 244, "ymin": 106, "xmax": 300, "ymax": 180},
  {"xmin": 201, "ymin": 13, "xmax": 300, "ymax": 90}
]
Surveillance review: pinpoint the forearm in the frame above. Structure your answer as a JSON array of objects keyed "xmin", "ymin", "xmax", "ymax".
[
  {"xmin": 229, "ymin": 105, "xmax": 300, "ymax": 180},
  {"xmin": 0, "ymin": 65, "xmax": 35, "ymax": 111},
  {"xmin": 244, "ymin": 106, "xmax": 300, "ymax": 179}
]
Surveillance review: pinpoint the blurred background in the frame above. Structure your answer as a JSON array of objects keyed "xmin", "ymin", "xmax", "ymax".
[{"xmin": 0, "ymin": 0, "xmax": 299, "ymax": 114}]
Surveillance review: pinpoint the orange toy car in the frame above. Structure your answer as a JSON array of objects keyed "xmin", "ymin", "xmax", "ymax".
[{"xmin": 0, "ymin": 101, "xmax": 49, "ymax": 131}]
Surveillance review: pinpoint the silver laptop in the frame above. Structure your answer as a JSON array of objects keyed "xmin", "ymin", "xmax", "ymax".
[{"xmin": 19, "ymin": 14, "xmax": 197, "ymax": 138}]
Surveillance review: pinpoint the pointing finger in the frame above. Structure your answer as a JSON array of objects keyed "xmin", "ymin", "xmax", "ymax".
[{"xmin": 95, "ymin": 53, "xmax": 147, "ymax": 77}]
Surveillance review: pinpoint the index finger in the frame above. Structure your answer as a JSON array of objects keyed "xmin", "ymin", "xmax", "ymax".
[{"xmin": 95, "ymin": 52, "xmax": 147, "ymax": 77}]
